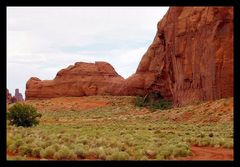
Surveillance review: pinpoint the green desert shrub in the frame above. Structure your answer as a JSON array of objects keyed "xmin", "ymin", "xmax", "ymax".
[
  {"xmin": 53, "ymin": 147, "xmax": 77, "ymax": 160},
  {"xmin": 140, "ymin": 155, "xmax": 149, "ymax": 160},
  {"xmin": 40, "ymin": 146, "xmax": 55, "ymax": 159},
  {"xmin": 135, "ymin": 96, "xmax": 146, "ymax": 107},
  {"xmin": 14, "ymin": 139, "xmax": 24, "ymax": 148},
  {"xmin": 134, "ymin": 93, "xmax": 172, "ymax": 110},
  {"xmin": 156, "ymin": 153, "xmax": 165, "ymax": 160},
  {"xmin": 18, "ymin": 145, "xmax": 32, "ymax": 156},
  {"xmin": 107, "ymin": 151, "xmax": 130, "ymax": 160},
  {"xmin": 74, "ymin": 145, "xmax": 87, "ymax": 158},
  {"xmin": 95, "ymin": 147, "xmax": 107, "ymax": 160},
  {"xmin": 222, "ymin": 140, "xmax": 233, "ymax": 149},
  {"xmin": 7, "ymin": 103, "xmax": 42, "ymax": 127},
  {"xmin": 32, "ymin": 147, "xmax": 42, "ymax": 158},
  {"xmin": 149, "ymin": 99, "xmax": 172, "ymax": 110},
  {"xmin": 166, "ymin": 143, "xmax": 191, "ymax": 158},
  {"xmin": 8, "ymin": 144, "xmax": 17, "ymax": 153},
  {"xmin": 7, "ymin": 137, "xmax": 13, "ymax": 147}
]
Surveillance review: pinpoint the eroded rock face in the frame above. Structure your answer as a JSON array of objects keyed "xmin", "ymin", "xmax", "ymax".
[
  {"xmin": 25, "ymin": 62, "xmax": 124, "ymax": 100},
  {"xmin": 25, "ymin": 7, "xmax": 233, "ymax": 106},
  {"xmin": 120, "ymin": 7, "xmax": 233, "ymax": 106}
]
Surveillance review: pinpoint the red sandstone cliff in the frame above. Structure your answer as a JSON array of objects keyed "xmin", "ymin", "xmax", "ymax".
[
  {"xmin": 119, "ymin": 7, "xmax": 233, "ymax": 106},
  {"xmin": 25, "ymin": 62, "xmax": 124, "ymax": 100},
  {"xmin": 25, "ymin": 7, "xmax": 233, "ymax": 106}
]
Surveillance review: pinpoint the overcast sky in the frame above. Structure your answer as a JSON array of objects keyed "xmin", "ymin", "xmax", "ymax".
[{"xmin": 7, "ymin": 7, "xmax": 169, "ymax": 98}]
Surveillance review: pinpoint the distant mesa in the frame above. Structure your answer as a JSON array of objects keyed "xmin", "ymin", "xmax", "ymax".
[
  {"xmin": 25, "ymin": 7, "xmax": 233, "ymax": 106},
  {"xmin": 7, "ymin": 88, "xmax": 24, "ymax": 104}
]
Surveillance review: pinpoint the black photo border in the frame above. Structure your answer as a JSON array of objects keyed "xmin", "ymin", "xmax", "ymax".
[{"xmin": 1, "ymin": 0, "xmax": 239, "ymax": 167}]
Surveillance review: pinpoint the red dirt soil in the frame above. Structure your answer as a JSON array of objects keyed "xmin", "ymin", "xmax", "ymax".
[{"xmin": 175, "ymin": 146, "xmax": 233, "ymax": 160}]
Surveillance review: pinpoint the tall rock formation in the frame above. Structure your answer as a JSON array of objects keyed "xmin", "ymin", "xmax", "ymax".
[
  {"xmin": 7, "ymin": 89, "xmax": 23, "ymax": 104},
  {"xmin": 120, "ymin": 7, "xmax": 233, "ymax": 106},
  {"xmin": 25, "ymin": 62, "xmax": 124, "ymax": 100},
  {"xmin": 15, "ymin": 89, "xmax": 24, "ymax": 101},
  {"xmin": 25, "ymin": 7, "xmax": 233, "ymax": 106}
]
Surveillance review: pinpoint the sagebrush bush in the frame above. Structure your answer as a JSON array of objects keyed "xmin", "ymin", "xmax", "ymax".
[
  {"xmin": 134, "ymin": 94, "xmax": 172, "ymax": 110},
  {"xmin": 14, "ymin": 139, "xmax": 24, "ymax": 148},
  {"xmin": 135, "ymin": 96, "xmax": 146, "ymax": 107},
  {"xmin": 40, "ymin": 146, "xmax": 55, "ymax": 159},
  {"xmin": 8, "ymin": 144, "xmax": 17, "ymax": 153},
  {"xmin": 18, "ymin": 145, "xmax": 32, "ymax": 156},
  {"xmin": 53, "ymin": 147, "xmax": 77, "ymax": 160},
  {"xmin": 7, "ymin": 103, "xmax": 42, "ymax": 127},
  {"xmin": 7, "ymin": 137, "xmax": 13, "ymax": 147},
  {"xmin": 95, "ymin": 147, "xmax": 106, "ymax": 160},
  {"xmin": 74, "ymin": 146, "xmax": 86, "ymax": 158},
  {"xmin": 32, "ymin": 147, "xmax": 42, "ymax": 158},
  {"xmin": 107, "ymin": 151, "xmax": 130, "ymax": 160}
]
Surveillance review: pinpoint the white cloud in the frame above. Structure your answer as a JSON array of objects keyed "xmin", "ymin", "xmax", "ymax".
[{"xmin": 7, "ymin": 7, "xmax": 169, "ymax": 98}]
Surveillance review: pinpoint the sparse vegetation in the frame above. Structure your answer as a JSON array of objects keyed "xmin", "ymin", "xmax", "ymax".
[{"xmin": 6, "ymin": 96, "xmax": 233, "ymax": 160}]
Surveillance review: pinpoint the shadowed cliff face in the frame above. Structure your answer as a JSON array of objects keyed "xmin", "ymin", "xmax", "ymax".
[
  {"xmin": 25, "ymin": 7, "xmax": 233, "ymax": 106},
  {"xmin": 120, "ymin": 7, "xmax": 233, "ymax": 106}
]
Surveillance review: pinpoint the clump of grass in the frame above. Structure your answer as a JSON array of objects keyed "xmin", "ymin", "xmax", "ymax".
[
  {"xmin": 74, "ymin": 145, "xmax": 87, "ymax": 159},
  {"xmin": 53, "ymin": 147, "xmax": 77, "ymax": 160},
  {"xmin": 106, "ymin": 151, "xmax": 130, "ymax": 160},
  {"xmin": 156, "ymin": 143, "xmax": 191, "ymax": 159},
  {"xmin": 18, "ymin": 144, "xmax": 32, "ymax": 156},
  {"xmin": 196, "ymin": 138, "xmax": 211, "ymax": 147},
  {"xmin": 95, "ymin": 147, "xmax": 107, "ymax": 160},
  {"xmin": 222, "ymin": 141, "xmax": 233, "ymax": 149},
  {"xmin": 7, "ymin": 137, "xmax": 14, "ymax": 147},
  {"xmin": 14, "ymin": 139, "xmax": 24, "ymax": 148},
  {"xmin": 40, "ymin": 146, "xmax": 55, "ymax": 159},
  {"xmin": 172, "ymin": 143, "xmax": 191, "ymax": 157},
  {"xmin": 32, "ymin": 147, "xmax": 42, "ymax": 158},
  {"xmin": 8, "ymin": 144, "xmax": 17, "ymax": 153}
]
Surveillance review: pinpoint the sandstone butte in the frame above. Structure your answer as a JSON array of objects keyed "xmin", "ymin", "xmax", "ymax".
[
  {"xmin": 7, "ymin": 89, "xmax": 24, "ymax": 104},
  {"xmin": 25, "ymin": 62, "xmax": 125, "ymax": 99},
  {"xmin": 25, "ymin": 7, "xmax": 233, "ymax": 106}
]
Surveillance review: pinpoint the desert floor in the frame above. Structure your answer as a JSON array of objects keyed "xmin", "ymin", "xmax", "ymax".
[{"xmin": 7, "ymin": 96, "xmax": 233, "ymax": 160}]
